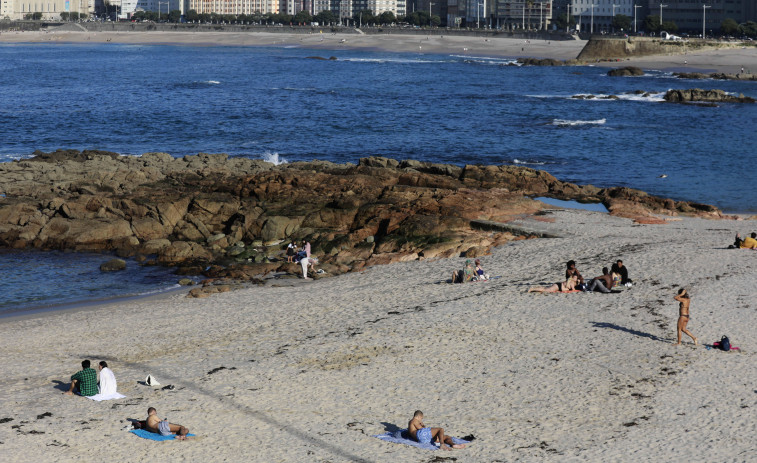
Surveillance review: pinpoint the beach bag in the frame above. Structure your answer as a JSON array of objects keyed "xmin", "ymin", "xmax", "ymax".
[{"xmin": 720, "ymin": 335, "xmax": 731, "ymax": 351}]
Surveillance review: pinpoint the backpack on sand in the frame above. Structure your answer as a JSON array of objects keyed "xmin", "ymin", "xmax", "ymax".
[{"xmin": 720, "ymin": 336, "xmax": 731, "ymax": 351}]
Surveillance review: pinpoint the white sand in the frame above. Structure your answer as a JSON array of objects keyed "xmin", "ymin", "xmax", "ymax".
[{"xmin": 1, "ymin": 208, "xmax": 755, "ymax": 461}]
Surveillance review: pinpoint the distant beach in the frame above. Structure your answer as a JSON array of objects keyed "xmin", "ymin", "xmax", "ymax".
[{"xmin": 2, "ymin": 29, "xmax": 755, "ymax": 72}]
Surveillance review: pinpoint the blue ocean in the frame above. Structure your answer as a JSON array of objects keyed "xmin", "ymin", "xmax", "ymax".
[{"xmin": 0, "ymin": 42, "xmax": 755, "ymax": 313}]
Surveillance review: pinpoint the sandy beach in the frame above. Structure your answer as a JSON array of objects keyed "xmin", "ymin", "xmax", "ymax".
[
  {"xmin": 1, "ymin": 208, "xmax": 755, "ymax": 461},
  {"xmin": 2, "ymin": 28, "xmax": 756, "ymax": 72}
]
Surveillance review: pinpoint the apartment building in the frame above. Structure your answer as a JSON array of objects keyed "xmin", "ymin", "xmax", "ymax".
[
  {"xmin": 646, "ymin": 0, "xmax": 756, "ymax": 32},
  {"xmin": 495, "ymin": 0, "xmax": 553, "ymax": 29},
  {"xmin": 569, "ymin": 0, "xmax": 633, "ymax": 32},
  {"xmin": 3, "ymin": 0, "xmax": 93, "ymax": 19}
]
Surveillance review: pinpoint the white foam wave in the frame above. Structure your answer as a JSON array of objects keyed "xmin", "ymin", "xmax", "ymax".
[
  {"xmin": 204, "ymin": 80, "xmax": 220, "ymax": 85},
  {"xmin": 344, "ymin": 58, "xmax": 442, "ymax": 64},
  {"xmin": 552, "ymin": 118, "xmax": 606, "ymax": 127},
  {"xmin": 512, "ymin": 158, "xmax": 547, "ymax": 165},
  {"xmin": 260, "ymin": 151, "xmax": 288, "ymax": 165},
  {"xmin": 569, "ymin": 93, "xmax": 665, "ymax": 102}
]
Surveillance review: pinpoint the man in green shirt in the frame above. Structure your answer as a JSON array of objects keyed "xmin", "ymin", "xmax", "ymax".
[{"xmin": 64, "ymin": 360, "xmax": 98, "ymax": 397}]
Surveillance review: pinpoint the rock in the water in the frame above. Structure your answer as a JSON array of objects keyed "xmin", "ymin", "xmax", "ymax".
[
  {"xmin": 607, "ymin": 66, "xmax": 644, "ymax": 77},
  {"xmin": 663, "ymin": 88, "xmax": 756, "ymax": 103},
  {"xmin": 100, "ymin": 258, "xmax": 126, "ymax": 272}
]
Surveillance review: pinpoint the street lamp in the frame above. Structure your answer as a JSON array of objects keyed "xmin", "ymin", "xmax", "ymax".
[
  {"xmin": 429, "ymin": 1, "xmax": 434, "ymax": 26},
  {"xmin": 633, "ymin": 4, "xmax": 641, "ymax": 33},
  {"xmin": 702, "ymin": 4, "xmax": 710, "ymax": 39},
  {"xmin": 590, "ymin": 3, "xmax": 594, "ymax": 34},
  {"xmin": 566, "ymin": 2, "xmax": 571, "ymax": 33},
  {"xmin": 659, "ymin": 3, "xmax": 667, "ymax": 28},
  {"xmin": 612, "ymin": 3, "xmax": 618, "ymax": 33}
]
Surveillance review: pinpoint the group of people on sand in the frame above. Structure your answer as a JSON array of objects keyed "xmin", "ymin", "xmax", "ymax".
[
  {"xmin": 64, "ymin": 359, "xmax": 190, "ymax": 440},
  {"xmin": 286, "ymin": 239, "xmax": 320, "ymax": 279},
  {"xmin": 528, "ymin": 260, "xmax": 632, "ymax": 294},
  {"xmin": 451, "ymin": 259, "xmax": 489, "ymax": 283}
]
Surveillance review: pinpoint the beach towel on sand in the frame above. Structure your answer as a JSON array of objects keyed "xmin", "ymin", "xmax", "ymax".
[
  {"xmin": 373, "ymin": 429, "xmax": 469, "ymax": 450},
  {"xmin": 86, "ymin": 367, "xmax": 126, "ymax": 401},
  {"xmin": 130, "ymin": 429, "xmax": 195, "ymax": 441}
]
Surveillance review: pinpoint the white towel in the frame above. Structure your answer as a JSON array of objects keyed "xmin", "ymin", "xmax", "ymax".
[{"xmin": 87, "ymin": 367, "xmax": 126, "ymax": 401}]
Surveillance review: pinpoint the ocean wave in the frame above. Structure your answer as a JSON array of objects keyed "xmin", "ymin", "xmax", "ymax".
[
  {"xmin": 343, "ymin": 58, "xmax": 443, "ymax": 64},
  {"xmin": 552, "ymin": 118, "xmax": 607, "ymax": 127},
  {"xmin": 569, "ymin": 92, "xmax": 665, "ymax": 103},
  {"xmin": 259, "ymin": 151, "xmax": 288, "ymax": 165},
  {"xmin": 512, "ymin": 158, "xmax": 547, "ymax": 165}
]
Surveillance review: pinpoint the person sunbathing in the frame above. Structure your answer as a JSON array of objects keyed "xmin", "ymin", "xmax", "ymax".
[
  {"xmin": 408, "ymin": 410, "xmax": 465, "ymax": 450},
  {"xmin": 144, "ymin": 407, "xmax": 190, "ymax": 440},
  {"xmin": 528, "ymin": 275, "xmax": 579, "ymax": 293},
  {"xmin": 587, "ymin": 267, "xmax": 614, "ymax": 293}
]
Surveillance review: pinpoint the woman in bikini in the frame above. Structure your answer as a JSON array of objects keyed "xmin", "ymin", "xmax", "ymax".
[
  {"xmin": 674, "ymin": 288, "xmax": 698, "ymax": 345},
  {"xmin": 528, "ymin": 275, "xmax": 579, "ymax": 293}
]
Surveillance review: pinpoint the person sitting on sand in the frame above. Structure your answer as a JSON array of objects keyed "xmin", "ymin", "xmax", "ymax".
[
  {"xmin": 565, "ymin": 260, "xmax": 584, "ymax": 285},
  {"xmin": 64, "ymin": 360, "xmax": 98, "ymax": 396},
  {"xmin": 474, "ymin": 259, "xmax": 489, "ymax": 281},
  {"xmin": 738, "ymin": 233, "xmax": 757, "ymax": 249},
  {"xmin": 674, "ymin": 288, "xmax": 697, "ymax": 346},
  {"xmin": 611, "ymin": 260, "xmax": 632, "ymax": 285},
  {"xmin": 587, "ymin": 267, "xmax": 614, "ymax": 293},
  {"xmin": 528, "ymin": 274, "xmax": 579, "ymax": 293},
  {"xmin": 452, "ymin": 260, "xmax": 476, "ymax": 283},
  {"xmin": 408, "ymin": 410, "xmax": 465, "ymax": 451},
  {"xmin": 96, "ymin": 361, "xmax": 120, "ymax": 396},
  {"xmin": 145, "ymin": 407, "xmax": 190, "ymax": 440}
]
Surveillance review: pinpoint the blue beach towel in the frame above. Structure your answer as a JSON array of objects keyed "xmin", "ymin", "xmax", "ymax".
[
  {"xmin": 373, "ymin": 429, "xmax": 469, "ymax": 450},
  {"xmin": 130, "ymin": 429, "xmax": 195, "ymax": 441}
]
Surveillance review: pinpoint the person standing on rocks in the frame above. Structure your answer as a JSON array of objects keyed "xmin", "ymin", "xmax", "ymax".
[
  {"xmin": 301, "ymin": 256, "xmax": 318, "ymax": 279},
  {"xmin": 286, "ymin": 241, "xmax": 296, "ymax": 263}
]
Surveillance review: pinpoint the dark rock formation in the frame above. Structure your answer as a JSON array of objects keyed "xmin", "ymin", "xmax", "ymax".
[
  {"xmin": 607, "ymin": 66, "xmax": 644, "ymax": 77},
  {"xmin": 0, "ymin": 150, "xmax": 727, "ymax": 288},
  {"xmin": 673, "ymin": 72, "xmax": 757, "ymax": 81},
  {"xmin": 663, "ymin": 89, "xmax": 756, "ymax": 103},
  {"xmin": 100, "ymin": 258, "xmax": 126, "ymax": 272}
]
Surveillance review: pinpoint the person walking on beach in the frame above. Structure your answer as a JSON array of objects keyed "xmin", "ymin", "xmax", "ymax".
[
  {"xmin": 408, "ymin": 410, "xmax": 465, "ymax": 451},
  {"xmin": 145, "ymin": 407, "xmax": 190, "ymax": 440},
  {"xmin": 64, "ymin": 360, "xmax": 98, "ymax": 396},
  {"xmin": 674, "ymin": 288, "xmax": 698, "ymax": 346}
]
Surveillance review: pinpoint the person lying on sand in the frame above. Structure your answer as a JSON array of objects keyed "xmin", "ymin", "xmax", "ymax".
[
  {"xmin": 64, "ymin": 359, "xmax": 98, "ymax": 396},
  {"xmin": 408, "ymin": 410, "xmax": 465, "ymax": 451},
  {"xmin": 737, "ymin": 232, "xmax": 757, "ymax": 249},
  {"xmin": 586, "ymin": 267, "xmax": 614, "ymax": 293},
  {"xmin": 528, "ymin": 275, "xmax": 579, "ymax": 293},
  {"xmin": 674, "ymin": 288, "xmax": 698, "ymax": 346},
  {"xmin": 144, "ymin": 407, "xmax": 190, "ymax": 440}
]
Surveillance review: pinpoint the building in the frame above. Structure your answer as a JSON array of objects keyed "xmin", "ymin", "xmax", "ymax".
[
  {"xmin": 3, "ymin": 0, "xmax": 94, "ymax": 19},
  {"xmin": 646, "ymin": 0, "xmax": 756, "ymax": 33},
  {"xmin": 570, "ymin": 0, "xmax": 632, "ymax": 33},
  {"xmin": 496, "ymin": 0, "xmax": 553, "ymax": 30}
]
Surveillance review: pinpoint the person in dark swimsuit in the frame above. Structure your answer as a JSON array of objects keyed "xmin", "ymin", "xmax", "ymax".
[
  {"xmin": 528, "ymin": 275, "xmax": 578, "ymax": 293},
  {"xmin": 674, "ymin": 288, "xmax": 697, "ymax": 346}
]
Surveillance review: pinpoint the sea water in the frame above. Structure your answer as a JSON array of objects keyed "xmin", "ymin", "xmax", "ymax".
[{"xmin": 0, "ymin": 42, "xmax": 755, "ymax": 313}]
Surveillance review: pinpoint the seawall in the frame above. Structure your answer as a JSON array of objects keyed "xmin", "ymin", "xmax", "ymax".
[{"xmin": 577, "ymin": 36, "xmax": 745, "ymax": 60}]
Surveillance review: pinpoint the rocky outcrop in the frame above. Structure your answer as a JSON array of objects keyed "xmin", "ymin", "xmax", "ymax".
[
  {"xmin": 663, "ymin": 89, "xmax": 756, "ymax": 104},
  {"xmin": 0, "ymin": 150, "xmax": 727, "ymax": 286},
  {"xmin": 607, "ymin": 66, "xmax": 644, "ymax": 77},
  {"xmin": 673, "ymin": 72, "xmax": 757, "ymax": 81}
]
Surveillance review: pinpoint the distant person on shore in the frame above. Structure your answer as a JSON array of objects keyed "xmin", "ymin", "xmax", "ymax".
[
  {"xmin": 286, "ymin": 241, "xmax": 296, "ymax": 263},
  {"xmin": 452, "ymin": 260, "xmax": 476, "ymax": 283},
  {"xmin": 566, "ymin": 260, "xmax": 585, "ymax": 286},
  {"xmin": 587, "ymin": 267, "xmax": 613, "ymax": 293},
  {"xmin": 144, "ymin": 407, "xmax": 190, "ymax": 440},
  {"xmin": 64, "ymin": 360, "xmax": 97, "ymax": 396},
  {"xmin": 737, "ymin": 233, "xmax": 757, "ymax": 249},
  {"xmin": 611, "ymin": 260, "xmax": 632, "ymax": 285},
  {"xmin": 301, "ymin": 256, "xmax": 318, "ymax": 279},
  {"xmin": 408, "ymin": 410, "xmax": 465, "ymax": 450},
  {"xmin": 528, "ymin": 275, "xmax": 579, "ymax": 293},
  {"xmin": 474, "ymin": 259, "xmax": 489, "ymax": 280},
  {"xmin": 674, "ymin": 288, "xmax": 698, "ymax": 346}
]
